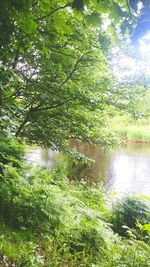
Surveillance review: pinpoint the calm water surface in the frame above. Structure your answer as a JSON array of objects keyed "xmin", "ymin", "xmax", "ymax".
[{"xmin": 26, "ymin": 142, "xmax": 150, "ymax": 196}]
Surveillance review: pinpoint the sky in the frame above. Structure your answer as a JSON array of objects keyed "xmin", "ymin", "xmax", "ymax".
[{"xmin": 111, "ymin": 32, "xmax": 150, "ymax": 81}]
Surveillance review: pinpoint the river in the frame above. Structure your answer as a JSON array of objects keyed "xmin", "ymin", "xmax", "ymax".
[{"xmin": 26, "ymin": 142, "xmax": 150, "ymax": 196}]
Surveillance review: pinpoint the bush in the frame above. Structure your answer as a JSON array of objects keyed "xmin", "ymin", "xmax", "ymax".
[
  {"xmin": 110, "ymin": 196, "xmax": 150, "ymax": 237},
  {"xmin": 0, "ymin": 165, "xmax": 68, "ymax": 232},
  {"xmin": 0, "ymin": 134, "xmax": 24, "ymax": 173}
]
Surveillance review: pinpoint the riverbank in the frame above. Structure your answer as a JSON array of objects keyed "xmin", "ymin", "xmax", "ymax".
[
  {"xmin": 1, "ymin": 135, "xmax": 150, "ymax": 266},
  {"xmin": 115, "ymin": 125, "xmax": 150, "ymax": 142},
  {"xmin": 0, "ymin": 181, "xmax": 150, "ymax": 267},
  {"xmin": 0, "ymin": 179, "xmax": 150, "ymax": 267},
  {"xmin": 110, "ymin": 114, "xmax": 150, "ymax": 142}
]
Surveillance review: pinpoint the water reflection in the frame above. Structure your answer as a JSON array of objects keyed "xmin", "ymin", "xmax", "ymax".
[
  {"xmin": 107, "ymin": 149, "xmax": 150, "ymax": 196},
  {"xmin": 68, "ymin": 141, "xmax": 111, "ymax": 185},
  {"xmin": 26, "ymin": 147, "xmax": 58, "ymax": 168},
  {"xmin": 26, "ymin": 142, "xmax": 150, "ymax": 196}
]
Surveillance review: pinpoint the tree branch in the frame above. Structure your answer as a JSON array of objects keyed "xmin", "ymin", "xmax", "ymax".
[
  {"xmin": 32, "ymin": 97, "xmax": 75, "ymax": 112},
  {"xmin": 48, "ymin": 47, "xmax": 77, "ymax": 59},
  {"xmin": 15, "ymin": 110, "xmax": 31, "ymax": 137},
  {"xmin": 126, "ymin": 0, "xmax": 131, "ymax": 14},
  {"xmin": 12, "ymin": 49, "xmax": 19, "ymax": 69},
  {"xmin": 35, "ymin": 2, "xmax": 72, "ymax": 21},
  {"xmin": 60, "ymin": 52, "xmax": 91, "ymax": 87},
  {"xmin": 15, "ymin": 96, "xmax": 75, "ymax": 136}
]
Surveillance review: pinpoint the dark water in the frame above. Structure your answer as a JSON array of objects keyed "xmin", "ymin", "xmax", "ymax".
[{"xmin": 26, "ymin": 142, "xmax": 150, "ymax": 196}]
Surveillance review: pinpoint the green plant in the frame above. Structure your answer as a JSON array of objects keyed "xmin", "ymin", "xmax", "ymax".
[
  {"xmin": 0, "ymin": 134, "xmax": 24, "ymax": 173},
  {"xmin": 0, "ymin": 137, "xmax": 150, "ymax": 266},
  {"xmin": 0, "ymin": 225, "xmax": 44, "ymax": 267},
  {"xmin": 110, "ymin": 196, "xmax": 150, "ymax": 237}
]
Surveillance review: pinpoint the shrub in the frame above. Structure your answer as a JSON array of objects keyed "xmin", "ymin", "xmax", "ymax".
[
  {"xmin": 0, "ymin": 165, "xmax": 67, "ymax": 232},
  {"xmin": 0, "ymin": 134, "xmax": 24, "ymax": 173},
  {"xmin": 110, "ymin": 196, "xmax": 150, "ymax": 237}
]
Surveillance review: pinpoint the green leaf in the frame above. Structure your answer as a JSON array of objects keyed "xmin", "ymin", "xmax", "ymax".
[
  {"xmin": 143, "ymin": 223, "xmax": 150, "ymax": 233},
  {"xmin": 85, "ymin": 12, "xmax": 102, "ymax": 26},
  {"xmin": 17, "ymin": 13, "xmax": 37, "ymax": 34},
  {"xmin": 72, "ymin": 0, "xmax": 84, "ymax": 10},
  {"xmin": 109, "ymin": 3, "xmax": 127, "ymax": 22},
  {"xmin": 40, "ymin": 0, "xmax": 50, "ymax": 11}
]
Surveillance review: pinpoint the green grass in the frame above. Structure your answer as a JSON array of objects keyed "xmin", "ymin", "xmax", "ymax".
[
  {"xmin": 0, "ymin": 225, "xmax": 150, "ymax": 267},
  {"xmin": 116, "ymin": 125, "xmax": 150, "ymax": 142},
  {"xmin": 110, "ymin": 114, "xmax": 150, "ymax": 142}
]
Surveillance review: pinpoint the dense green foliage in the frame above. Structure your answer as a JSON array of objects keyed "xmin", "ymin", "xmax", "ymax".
[
  {"xmin": 0, "ymin": 0, "xmax": 115, "ymax": 153},
  {"xmin": 0, "ymin": 134, "xmax": 24, "ymax": 172},
  {"xmin": 0, "ymin": 137, "xmax": 150, "ymax": 266},
  {"xmin": 1, "ymin": 1, "xmax": 150, "ymax": 266},
  {"xmin": 0, "ymin": 0, "xmax": 149, "ymax": 153},
  {"xmin": 110, "ymin": 196, "xmax": 150, "ymax": 237}
]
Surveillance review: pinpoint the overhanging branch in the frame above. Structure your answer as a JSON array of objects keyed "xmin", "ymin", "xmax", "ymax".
[
  {"xmin": 60, "ymin": 52, "xmax": 91, "ymax": 87},
  {"xmin": 35, "ymin": 2, "xmax": 72, "ymax": 21}
]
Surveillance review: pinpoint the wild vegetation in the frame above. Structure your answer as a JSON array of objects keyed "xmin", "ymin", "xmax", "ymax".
[
  {"xmin": 109, "ymin": 89, "xmax": 150, "ymax": 142},
  {"xmin": 0, "ymin": 136, "xmax": 150, "ymax": 266},
  {"xmin": 1, "ymin": 0, "xmax": 150, "ymax": 266}
]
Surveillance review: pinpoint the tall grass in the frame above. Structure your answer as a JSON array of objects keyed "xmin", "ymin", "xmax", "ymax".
[
  {"xmin": 110, "ymin": 114, "xmax": 150, "ymax": 142},
  {"xmin": 116, "ymin": 125, "xmax": 150, "ymax": 142}
]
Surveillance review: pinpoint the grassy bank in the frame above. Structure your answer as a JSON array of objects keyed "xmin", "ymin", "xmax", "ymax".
[
  {"xmin": 0, "ymin": 174, "xmax": 150, "ymax": 267},
  {"xmin": 110, "ymin": 114, "xmax": 150, "ymax": 142},
  {"xmin": 115, "ymin": 125, "xmax": 150, "ymax": 142},
  {"xmin": 0, "ymin": 135, "xmax": 150, "ymax": 266},
  {"xmin": 0, "ymin": 177, "xmax": 150, "ymax": 267}
]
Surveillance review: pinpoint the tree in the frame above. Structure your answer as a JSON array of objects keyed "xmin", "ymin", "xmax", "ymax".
[
  {"xmin": 0, "ymin": 0, "xmax": 116, "ymax": 155},
  {"xmin": 1, "ymin": 0, "xmax": 149, "ymax": 154},
  {"xmin": 71, "ymin": 0, "xmax": 150, "ymax": 44}
]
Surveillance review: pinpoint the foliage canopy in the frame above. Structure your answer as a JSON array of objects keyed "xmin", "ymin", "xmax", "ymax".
[
  {"xmin": 1, "ymin": 0, "xmax": 150, "ymax": 152},
  {"xmin": 0, "ymin": 0, "xmax": 115, "ymax": 152}
]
